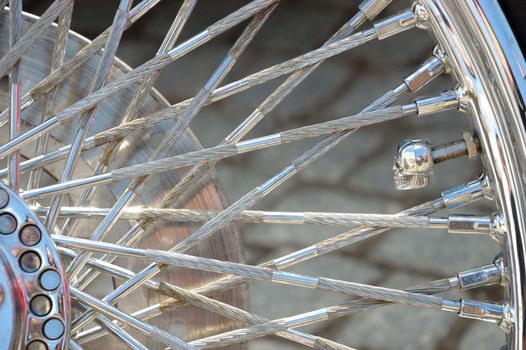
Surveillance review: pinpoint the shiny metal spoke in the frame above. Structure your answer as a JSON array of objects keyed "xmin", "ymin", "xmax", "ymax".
[
  {"xmin": 0, "ymin": 0, "xmax": 516, "ymax": 348},
  {"xmin": 0, "ymin": 0, "xmax": 72, "ymax": 80},
  {"xmin": 71, "ymin": 288, "xmax": 196, "ymax": 350},
  {"xmin": 40, "ymin": 205, "xmax": 481, "ymax": 230},
  {"xmin": 58, "ymin": 0, "xmax": 198, "ymax": 237},
  {"xmin": 44, "ymin": 0, "xmax": 132, "ymax": 231},
  {"xmin": 53, "ymin": 234, "xmax": 504, "ymax": 323},
  {"xmin": 6, "ymin": 0, "xmax": 22, "ymax": 192},
  {"xmin": 26, "ymin": 1, "xmax": 73, "ymax": 192},
  {"xmin": 64, "ymin": 1, "xmax": 278, "ymax": 283},
  {"xmin": 0, "ymin": 7, "xmax": 418, "ymax": 161},
  {"xmin": 0, "ymin": 0, "xmax": 161, "ymax": 129}
]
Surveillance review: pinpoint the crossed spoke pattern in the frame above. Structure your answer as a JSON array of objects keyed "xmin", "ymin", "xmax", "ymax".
[{"xmin": 0, "ymin": 0, "xmax": 509, "ymax": 349}]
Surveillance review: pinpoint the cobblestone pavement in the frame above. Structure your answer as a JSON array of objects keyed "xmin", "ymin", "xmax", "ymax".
[{"xmin": 25, "ymin": 1, "xmax": 506, "ymax": 349}]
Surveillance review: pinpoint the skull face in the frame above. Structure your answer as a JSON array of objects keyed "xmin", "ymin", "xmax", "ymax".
[{"xmin": 393, "ymin": 138, "xmax": 434, "ymax": 190}]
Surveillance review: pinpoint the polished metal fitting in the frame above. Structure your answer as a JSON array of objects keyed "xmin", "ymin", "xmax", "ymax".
[
  {"xmin": 456, "ymin": 262, "xmax": 502, "ymax": 290},
  {"xmin": 458, "ymin": 300, "xmax": 509, "ymax": 326},
  {"xmin": 411, "ymin": 1, "xmax": 430, "ymax": 29},
  {"xmin": 415, "ymin": 89, "xmax": 460, "ymax": 116},
  {"xmin": 441, "ymin": 173, "xmax": 493, "ymax": 209},
  {"xmin": 0, "ymin": 183, "xmax": 69, "ymax": 349},
  {"xmin": 489, "ymin": 213, "xmax": 507, "ymax": 243},
  {"xmin": 403, "ymin": 54, "xmax": 445, "ymax": 92},
  {"xmin": 455, "ymin": 85, "xmax": 472, "ymax": 112},
  {"xmin": 393, "ymin": 138, "xmax": 434, "ymax": 190},
  {"xmin": 499, "ymin": 302, "xmax": 513, "ymax": 332},
  {"xmin": 493, "ymin": 254, "xmax": 508, "ymax": 286},
  {"xmin": 373, "ymin": 9, "xmax": 417, "ymax": 40},
  {"xmin": 271, "ymin": 270, "xmax": 319, "ymax": 288},
  {"xmin": 393, "ymin": 132, "xmax": 480, "ymax": 190},
  {"xmin": 432, "ymin": 46, "xmax": 452, "ymax": 73},
  {"xmin": 358, "ymin": 0, "xmax": 393, "ymax": 20},
  {"xmin": 446, "ymin": 214, "xmax": 491, "ymax": 234},
  {"xmin": 429, "ymin": 213, "xmax": 507, "ymax": 242}
]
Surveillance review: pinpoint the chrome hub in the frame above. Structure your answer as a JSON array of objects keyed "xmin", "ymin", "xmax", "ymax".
[{"xmin": 0, "ymin": 184, "xmax": 68, "ymax": 350}]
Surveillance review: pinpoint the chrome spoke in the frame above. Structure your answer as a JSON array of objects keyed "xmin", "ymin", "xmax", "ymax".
[
  {"xmin": 26, "ymin": 1, "xmax": 73, "ymax": 191},
  {"xmin": 0, "ymin": 0, "xmax": 160, "ymax": 129},
  {"xmin": 64, "ymin": 1, "xmax": 278, "ymax": 283},
  {"xmin": 0, "ymin": 0, "xmax": 517, "ymax": 349},
  {"xmin": 58, "ymin": 0, "xmax": 198, "ymax": 237},
  {"xmin": 0, "ymin": 0, "xmax": 72, "ymax": 79},
  {"xmin": 0, "ymin": 7, "xmax": 418, "ymax": 161},
  {"xmin": 6, "ymin": 0, "xmax": 22, "ymax": 192},
  {"xmin": 43, "ymin": 0, "xmax": 132, "ymax": 230},
  {"xmin": 71, "ymin": 288, "xmax": 195, "ymax": 350}
]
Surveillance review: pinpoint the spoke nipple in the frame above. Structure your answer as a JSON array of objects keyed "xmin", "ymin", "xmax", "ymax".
[
  {"xmin": 459, "ymin": 299, "xmax": 510, "ymax": 326},
  {"xmin": 403, "ymin": 51, "xmax": 446, "ymax": 92},
  {"xmin": 414, "ymin": 89, "xmax": 460, "ymax": 116},
  {"xmin": 393, "ymin": 133, "xmax": 480, "ymax": 190},
  {"xmin": 455, "ymin": 85, "xmax": 471, "ymax": 112},
  {"xmin": 441, "ymin": 173, "xmax": 493, "ymax": 209},
  {"xmin": 440, "ymin": 213, "xmax": 505, "ymax": 241},
  {"xmin": 457, "ymin": 262, "xmax": 501, "ymax": 290},
  {"xmin": 490, "ymin": 213, "xmax": 506, "ymax": 243},
  {"xmin": 432, "ymin": 46, "xmax": 452, "ymax": 73},
  {"xmin": 493, "ymin": 253, "xmax": 508, "ymax": 286},
  {"xmin": 373, "ymin": 9, "xmax": 417, "ymax": 40},
  {"xmin": 412, "ymin": 1, "xmax": 430, "ymax": 29},
  {"xmin": 499, "ymin": 302, "xmax": 513, "ymax": 333},
  {"xmin": 479, "ymin": 172, "xmax": 495, "ymax": 201}
]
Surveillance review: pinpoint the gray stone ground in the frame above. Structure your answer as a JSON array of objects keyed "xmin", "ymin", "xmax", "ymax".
[{"xmin": 25, "ymin": 1, "xmax": 506, "ymax": 349}]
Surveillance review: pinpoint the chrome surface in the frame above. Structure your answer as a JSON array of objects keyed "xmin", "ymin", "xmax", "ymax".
[
  {"xmin": 393, "ymin": 138, "xmax": 434, "ymax": 189},
  {"xmin": 421, "ymin": 0, "xmax": 526, "ymax": 348},
  {"xmin": 0, "ymin": 181, "xmax": 68, "ymax": 349},
  {"xmin": 457, "ymin": 263, "xmax": 502, "ymax": 290},
  {"xmin": 0, "ymin": 0, "xmax": 525, "ymax": 349},
  {"xmin": 414, "ymin": 89, "xmax": 459, "ymax": 116},
  {"xmin": 0, "ymin": 9, "xmax": 246, "ymax": 349},
  {"xmin": 394, "ymin": 134, "xmax": 480, "ymax": 190},
  {"xmin": 441, "ymin": 173, "xmax": 493, "ymax": 209}
]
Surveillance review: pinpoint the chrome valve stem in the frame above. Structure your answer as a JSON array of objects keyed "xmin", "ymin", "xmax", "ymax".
[{"xmin": 393, "ymin": 131, "xmax": 480, "ymax": 190}]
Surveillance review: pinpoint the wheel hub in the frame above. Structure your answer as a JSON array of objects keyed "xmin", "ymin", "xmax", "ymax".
[{"xmin": 0, "ymin": 183, "xmax": 69, "ymax": 350}]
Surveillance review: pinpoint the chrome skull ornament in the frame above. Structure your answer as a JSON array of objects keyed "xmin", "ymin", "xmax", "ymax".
[{"xmin": 393, "ymin": 138, "xmax": 434, "ymax": 190}]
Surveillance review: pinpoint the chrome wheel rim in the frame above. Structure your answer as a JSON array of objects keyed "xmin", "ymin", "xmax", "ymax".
[
  {"xmin": 0, "ymin": 0, "xmax": 525, "ymax": 349},
  {"xmin": 422, "ymin": 0, "xmax": 526, "ymax": 348}
]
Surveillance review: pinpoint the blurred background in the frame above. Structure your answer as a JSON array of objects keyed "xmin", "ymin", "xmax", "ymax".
[{"xmin": 22, "ymin": 1, "xmax": 506, "ymax": 348}]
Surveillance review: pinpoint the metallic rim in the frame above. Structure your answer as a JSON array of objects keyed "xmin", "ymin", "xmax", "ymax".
[
  {"xmin": 422, "ymin": 0, "xmax": 526, "ymax": 347},
  {"xmin": 1, "ymin": 0, "xmax": 526, "ymax": 348}
]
